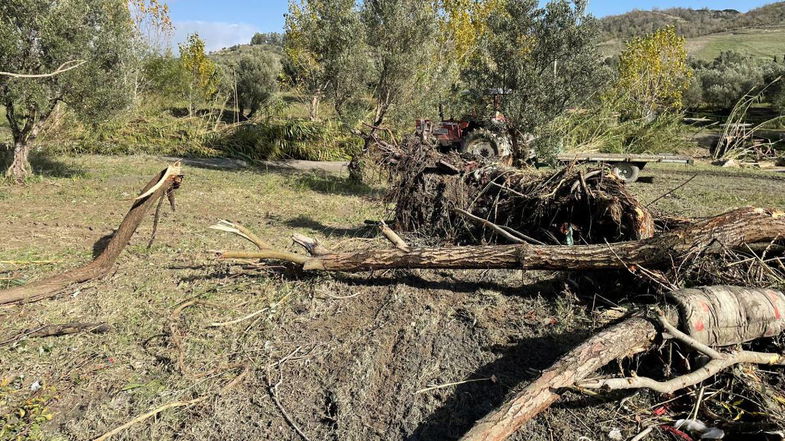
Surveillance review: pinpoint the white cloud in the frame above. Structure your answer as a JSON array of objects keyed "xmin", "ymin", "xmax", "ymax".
[{"xmin": 172, "ymin": 20, "xmax": 260, "ymax": 52}]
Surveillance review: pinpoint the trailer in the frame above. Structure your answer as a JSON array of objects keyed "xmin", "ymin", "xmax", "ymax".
[{"xmin": 555, "ymin": 153, "xmax": 695, "ymax": 183}]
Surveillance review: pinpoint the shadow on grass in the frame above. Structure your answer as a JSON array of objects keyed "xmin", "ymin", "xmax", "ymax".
[
  {"xmin": 404, "ymin": 330, "xmax": 589, "ymax": 441},
  {"xmin": 335, "ymin": 271, "xmax": 564, "ymax": 297},
  {"xmin": 284, "ymin": 215, "xmax": 376, "ymax": 238},
  {"xmin": 0, "ymin": 149, "xmax": 86, "ymax": 179},
  {"xmin": 292, "ymin": 173, "xmax": 383, "ymax": 197}
]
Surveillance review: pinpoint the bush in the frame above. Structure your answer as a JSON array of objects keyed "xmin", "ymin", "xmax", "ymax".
[
  {"xmin": 40, "ymin": 103, "xmax": 220, "ymax": 157},
  {"xmin": 541, "ymin": 102, "xmax": 694, "ymax": 156},
  {"xmin": 214, "ymin": 119, "xmax": 361, "ymax": 161},
  {"xmin": 689, "ymin": 51, "xmax": 772, "ymax": 109}
]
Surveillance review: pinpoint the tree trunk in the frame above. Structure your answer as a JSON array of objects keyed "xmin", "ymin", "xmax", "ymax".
[
  {"xmin": 0, "ymin": 164, "xmax": 183, "ymax": 305},
  {"xmin": 308, "ymin": 95, "xmax": 320, "ymax": 121},
  {"xmin": 460, "ymin": 317, "xmax": 660, "ymax": 441},
  {"xmin": 5, "ymin": 140, "xmax": 32, "ymax": 182},
  {"xmin": 228, "ymin": 208, "xmax": 783, "ymax": 273},
  {"xmin": 221, "ymin": 208, "xmax": 785, "ymax": 272}
]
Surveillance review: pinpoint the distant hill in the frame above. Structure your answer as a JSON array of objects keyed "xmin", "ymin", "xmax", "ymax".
[
  {"xmin": 598, "ymin": 2, "xmax": 785, "ymax": 60},
  {"xmin": 210, "ymin": 43, "xmax": 282, "ymax": 65},
  {"xmin": 599, "ymin": 2, "xmax": 785, "ymax": 40}
]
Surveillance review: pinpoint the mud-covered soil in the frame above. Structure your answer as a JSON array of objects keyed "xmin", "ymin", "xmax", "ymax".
[{"xmin": 1, "ymin": 155, "xmax": 784, "ymax": 441}]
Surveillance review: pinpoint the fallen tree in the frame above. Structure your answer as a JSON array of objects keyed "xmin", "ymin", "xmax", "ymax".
[
  {"xmin": 215, "ymin": 207, "xmax": 785, "ymax": 273},
  {"xmin": 378, "ymin": 137, "xmax": 656, "ymax": 245},
  {"xmin": 0, "ymin": 163, "xmax": 184, "ymax": 305},
  {"xmin": 460, "ymin": 286, "xmax": 785, "ymax": 441}
]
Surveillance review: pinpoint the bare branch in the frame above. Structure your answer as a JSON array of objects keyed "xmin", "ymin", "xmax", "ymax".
[
  {"xmin": 378, "ymin": 221, "xmax": 410, "ymax": 252},
  {"xmin": 0, "ymin": 60, "xmax": 87, "ymax": 79}
]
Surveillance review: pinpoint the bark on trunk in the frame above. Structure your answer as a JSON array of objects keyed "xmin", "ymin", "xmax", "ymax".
[
  {"xmin": 460, "ymin": 317, "xmax": 660, "ymax": 441},
  {"xmin": 234, "ymin": 208, "xmax": 783, "ymax": 273},
  {"xmin": 5, "ymin": 141, "xmax": 32, "ymax": 182},
  {"xmin": 0, "ymin": 164, "xmax": 183, "ymax": 305},
  {"xmin": 308, "ymin": 95, "xmax": 320, "ymax": 121}
]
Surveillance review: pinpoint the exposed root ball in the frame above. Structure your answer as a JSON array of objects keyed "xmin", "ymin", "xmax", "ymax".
[{"xmin": 383, "ymin": 139, "xmax": 654, "ymax": 245}]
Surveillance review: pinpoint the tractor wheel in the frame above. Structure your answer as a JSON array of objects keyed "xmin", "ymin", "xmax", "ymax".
[{"xmin": 461, "ymin": 129, "xmax": 509, "ymax": 159}]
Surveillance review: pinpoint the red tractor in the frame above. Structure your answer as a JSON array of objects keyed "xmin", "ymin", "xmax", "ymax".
[{"xmin": 415, "ymin": 90, "xmax": 513, "ymax": 160}]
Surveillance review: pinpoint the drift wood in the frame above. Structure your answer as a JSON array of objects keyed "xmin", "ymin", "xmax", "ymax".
[
  {"xmin": 215, "ymin": 207, "xmax": 785, "ymax": 273},
  {"xmin": 0, "ymin": 163, "xmax": 183, "ymax": 305}
]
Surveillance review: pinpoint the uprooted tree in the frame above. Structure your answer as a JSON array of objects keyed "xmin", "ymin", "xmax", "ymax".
[
  {"xmin": 215, "ymin": 207, "xmax": 784, "ymax": 274},
  {"xmin": 213, "ymin": 201, "xmax": 785, "ymax": 440},
  {"xmin": 379, "ymin": 137, "xmax": 657, "ymax": 245}
]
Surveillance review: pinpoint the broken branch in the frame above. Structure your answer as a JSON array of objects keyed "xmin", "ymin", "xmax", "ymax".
[
  {"xmin": 378, "ymin": 221, "xmax": 410, "ymax": 251},
  {"xmin": 0, "ymin": 163, "xmax": 184, "ymax": 305}
]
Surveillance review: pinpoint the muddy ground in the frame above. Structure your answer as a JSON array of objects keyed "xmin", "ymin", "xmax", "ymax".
[{"xmin": 1, "ymin": 155, "xmax": 784, "ymax": 441}]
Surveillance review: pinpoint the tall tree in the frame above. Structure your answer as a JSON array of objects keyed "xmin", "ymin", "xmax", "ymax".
[
  {"xmin": 362, "ymin": 0, "xmax": 440, "ymax": 129},
  {"xmin": 463, "ymin": 0, "xmax": 606, "ymax": 163},
  {"xmin": 128, "ymin": 0, "xmax": 174, "ymax": 100},
  {"xmin": 0, "ymin": 0, "xmax": 135, "ymax": 181},
  {"xmin": 284, "ymin": 0, "xmax": 365, "ymax": 121},
  {"xmin": 178, "ymin": 33, "xmax": 219, "ymax": 117},
  {"xmin": 235, "ymin": 54, "xmax": 281, "ymax": 119},
  {"xmin": 615, "ymin": 26, "xmax": 692, "ymax": 119},
  {"xmin": 436, "ymin": 0, "xmax": 506, "ymax": 63}
]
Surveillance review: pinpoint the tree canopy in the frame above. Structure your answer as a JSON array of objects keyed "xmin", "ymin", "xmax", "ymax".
[
  {"xmin": 463, "ymin": 0, "xmax": 607, "ymax": 162},
  {"xmin": 0, "ymin": 0, "xmax": 135, "ymax": 180}
]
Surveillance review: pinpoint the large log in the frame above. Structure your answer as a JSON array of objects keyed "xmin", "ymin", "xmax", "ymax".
[
  {"xmin": 0, "ymin": 163, "xmax": 183, "ymax": 305},
  {"xmin": 219, "ymin": 207, "xmax": 784, "ymax": 273},
  {"xmin": 461, "ymin": 286, "xmax": 785, "ymax": 441}
]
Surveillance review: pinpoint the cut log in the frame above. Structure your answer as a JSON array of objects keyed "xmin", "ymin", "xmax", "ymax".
[
  {"xmin": 459, "ymin": 317, "xmax": 660, "ymax": 441},
  {"xmin": 0, "ymin": 163, "xmax": 184, "ymax": 305},
  {"xmin": 460, "ymin": 286, "xmax": 785, "ymax": 441},
  {"xmin": 218, "ymin": 207, "xmax": 784, "ymax": 273}
]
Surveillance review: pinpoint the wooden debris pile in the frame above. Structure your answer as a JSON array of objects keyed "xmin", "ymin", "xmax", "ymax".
[{"xmin": 379, "ymin": 136, "xmax": 655, "ymax": 246}]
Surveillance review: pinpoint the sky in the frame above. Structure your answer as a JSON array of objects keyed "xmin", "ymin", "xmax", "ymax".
[{"xmin": 167, "ymin": 0, "xmax": 775, "ymax": 52}]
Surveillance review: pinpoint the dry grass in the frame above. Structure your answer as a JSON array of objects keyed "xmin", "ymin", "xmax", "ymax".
[{"xmin": 1, "ymin": 155, "xmax": 783, "ymax": 441}]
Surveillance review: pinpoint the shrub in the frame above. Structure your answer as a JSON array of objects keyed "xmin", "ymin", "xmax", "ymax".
[{"xmin": 215, "ymin": 119, "xmax": 361, "ymax": 161}]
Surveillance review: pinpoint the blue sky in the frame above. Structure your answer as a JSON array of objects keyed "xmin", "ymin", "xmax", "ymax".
[{"xmin": 167, "ymin": 0, "xmax": 775, "ymax": 52}]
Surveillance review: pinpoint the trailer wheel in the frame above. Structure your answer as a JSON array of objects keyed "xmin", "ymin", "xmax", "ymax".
[{"xmin": 612, "ymin": 162, "xmax": 640, "ymax": 183}]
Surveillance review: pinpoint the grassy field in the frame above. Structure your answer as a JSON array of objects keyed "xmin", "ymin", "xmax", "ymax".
[
  {"xmin": 1, "ymin": 155, "xmax": 784, "ymax": 440},
  {"xmin": 600, "ymin": 25, "xmax": 785, "ymax": 60},
  {"xmin": 686, "ymin": 26, "xmax": 785, "ymax": 60}
]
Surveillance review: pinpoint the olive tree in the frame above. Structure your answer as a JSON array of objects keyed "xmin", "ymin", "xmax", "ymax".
[
  {"xmin": 362, "ymin": 0, "xmax": 440, "ymax": 129},
  {"xmin": 284, "ymin": 0, "xmax": 366, "ymax": 121},
  {"xmin": 0, "ymin": 0, "xmax": 134, "ymax": 181},
  {"xmin": 463, "ymin": 0, "xmax": 607, "ymax": 163},
  {"xmin": 235, "ymin": 54, "xmax": 281, "ymax": 119}
]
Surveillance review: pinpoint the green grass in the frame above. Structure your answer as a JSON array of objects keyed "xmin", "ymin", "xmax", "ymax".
[
  {"xmin": 687, "ymin": 26, "xmax": 785, "ymax": 61},
  {"xmin": 600, "ymin": 26, "xmax": 785, "ymax": 61}
]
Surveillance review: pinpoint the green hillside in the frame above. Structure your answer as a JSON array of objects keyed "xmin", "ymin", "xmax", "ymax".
[
  {"xmin": 686, "ymin": 26, "xmax": 785, "ymax": 60},
  {"xmin": 599, "ymin": 2, "xmax": 785, "ymax": 60},
  {"xmin": 600, "ymin": 26, "xmax": 785, "ymax": 61}
]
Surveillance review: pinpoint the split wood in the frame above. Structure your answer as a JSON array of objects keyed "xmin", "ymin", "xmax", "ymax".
[{"xmin": 0, "ymin": 163, "xmax": 183, "ymax": 305}]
